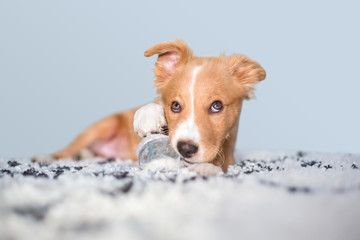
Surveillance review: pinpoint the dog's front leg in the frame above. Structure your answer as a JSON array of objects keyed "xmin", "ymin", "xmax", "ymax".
[{"xmin": 133, "ymin": 103, "xmax": 167, "ymax": 138}]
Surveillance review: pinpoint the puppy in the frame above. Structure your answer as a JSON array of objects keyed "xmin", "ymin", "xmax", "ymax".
[{"xmin": 35, "ymin": 40, "xmax": 265, "ymax": 175}]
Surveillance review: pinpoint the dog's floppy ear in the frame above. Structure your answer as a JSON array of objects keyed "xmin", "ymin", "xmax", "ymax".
[
  {"xmin": 227, "ymin": 54, "xmax": 266, "ymax": 99},
  {"xmin": 144, "ymin": 39, "xmax": 193, "ymax": 88}
]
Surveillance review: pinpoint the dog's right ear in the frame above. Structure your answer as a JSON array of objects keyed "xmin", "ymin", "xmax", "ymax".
[
  {"xmin": 144, "ymin": 39, "xmax": 193, "ymax": 88},
  {"xmin": 227, "ymin": 54, "xmax": 266, "ymax": 99}
]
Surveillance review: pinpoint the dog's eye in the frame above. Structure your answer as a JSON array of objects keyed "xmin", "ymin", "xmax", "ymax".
[
  {"xmin": 210, "ymin": 101, "xmax": 223, "ymax": 113},
  {"xmin": 171, "ymin": 101, "xmax": 181, "ymax": 113}
]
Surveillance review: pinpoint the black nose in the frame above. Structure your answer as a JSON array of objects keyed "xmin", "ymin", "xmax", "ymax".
[{"xmin": 177, "ymin": 141, "xmax": 199, "ymax": 158}]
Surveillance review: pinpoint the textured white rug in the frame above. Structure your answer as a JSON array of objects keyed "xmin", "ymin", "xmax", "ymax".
[{"xmin": 1, "ymin": 151, "xmax": 360, "ymax": 240}]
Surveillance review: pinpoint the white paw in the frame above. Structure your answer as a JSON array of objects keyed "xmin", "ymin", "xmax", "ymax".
[
  {"xmin": 74, "ymin": 148, "xmax": 96, "ymax": 160},
  {"xmin": 133, "ymin": 103, "xmax": 167, "ymax": 138},
  {"xmin": 187, "ymin": 163, "xmax": 223, "ymax": 176}
]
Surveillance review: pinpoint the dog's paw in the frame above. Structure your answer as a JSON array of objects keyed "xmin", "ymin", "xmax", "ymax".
[
  {"xmin": 187, "ymin": 163, "xmax": 223, "ymax": 176},
  {"xmin": 133, "ymin": 103, "xmax": 167, "ymax": 138},
  {"xmin": 73, "ymin": 148, "xmax": 96, "ymax": 160},
  {"xmin": 31, "ymin": 154, "xmax": 55, "ymax": 163}
]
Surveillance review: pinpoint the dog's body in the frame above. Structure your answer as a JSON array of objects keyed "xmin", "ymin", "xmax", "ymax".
[{"xmin": 45, "ymin": 40, "xmax": 265, "ymax": 174}]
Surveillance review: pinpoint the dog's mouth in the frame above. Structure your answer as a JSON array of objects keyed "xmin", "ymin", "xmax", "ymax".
[
  {"xmin": 181, "ymin": 157, "xmax": 194, "ymax": 164},
  {"xmin": 180, "ymin": 157, "xmax": 216, "ymax": 166},
  {"xmin": 180, "ymin": 157, "xmax": 207, "ymax": 165}
]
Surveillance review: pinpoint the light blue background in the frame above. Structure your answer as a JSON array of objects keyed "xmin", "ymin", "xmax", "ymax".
[{"xmin": 1, "ymin": 0, "xmax": 359, "ymax": 158}]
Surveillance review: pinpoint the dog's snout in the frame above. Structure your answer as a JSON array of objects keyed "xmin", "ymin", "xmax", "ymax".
[{"xmin": 177, "ymin": 141, "xmax": 199, "ymax": 158}]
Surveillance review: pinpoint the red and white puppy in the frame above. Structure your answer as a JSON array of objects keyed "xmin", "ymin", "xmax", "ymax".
[{"xmin": 37, "ymin": 40, "xmax": 265, "ymax": 175}]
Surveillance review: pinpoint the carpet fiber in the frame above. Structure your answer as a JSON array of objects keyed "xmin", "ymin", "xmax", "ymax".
[{"xmin": 1, "ymin": 151, "xmax": 360, "ymax": 240}]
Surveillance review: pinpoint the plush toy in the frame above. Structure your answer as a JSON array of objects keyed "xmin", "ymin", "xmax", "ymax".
[{"xmin": 136, "ymin": 134, "xmax": 180, "ymax": 168}]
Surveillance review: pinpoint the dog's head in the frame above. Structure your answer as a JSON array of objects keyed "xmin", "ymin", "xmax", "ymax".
[{"xmin": 145, "ymin": 40, "xmax": 265, "ymax": 164}]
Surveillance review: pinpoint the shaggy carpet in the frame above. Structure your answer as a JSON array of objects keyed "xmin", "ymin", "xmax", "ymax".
[{"xmin": 1, "ymin": 151, "xmax": 360, "ymax": 240}]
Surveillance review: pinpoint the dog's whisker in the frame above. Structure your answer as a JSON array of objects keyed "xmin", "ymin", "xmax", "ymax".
[{"xmin": 200, "ymin": 139, "xmax": 225, "ymax": 167}]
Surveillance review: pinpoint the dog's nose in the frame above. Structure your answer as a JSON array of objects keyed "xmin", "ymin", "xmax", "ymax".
[{"xmin": 177, "ymin": 141, "xmax": 198, "ymax": 158}]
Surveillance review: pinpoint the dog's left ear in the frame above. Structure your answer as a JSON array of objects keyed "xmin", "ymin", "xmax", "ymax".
[
  {"xmin": 227, "ymin": 54, "xmax": 266, "ymax": 99},
  {"xmin": 144, "ymin": 39, "xmax": 193, "ymax": 88}
]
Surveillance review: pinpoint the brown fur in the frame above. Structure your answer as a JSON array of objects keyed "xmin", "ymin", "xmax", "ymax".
[
  {"xmin": 53, "ymin": 108, "xmax": 140, "ymax": 161},
  {"xmin": 50, "ymin": 40, "xmax": 265, "ymax": 173},
  {"xmin": 146, "ymin": 40, "xmax": 265, "ymax": 171}
]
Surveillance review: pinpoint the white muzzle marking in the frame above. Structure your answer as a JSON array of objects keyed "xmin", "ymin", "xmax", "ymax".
[{"xmin": 172, "ymin": 66, "xmax": 203, "ymax": 162}]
